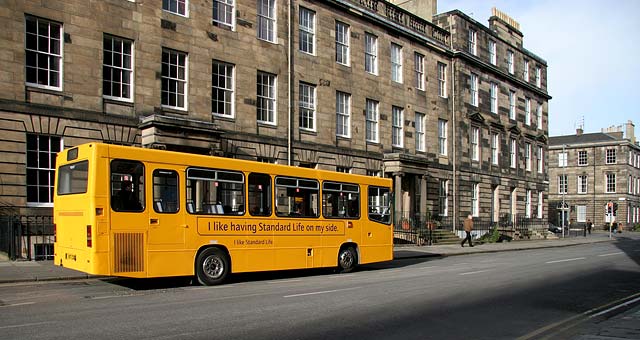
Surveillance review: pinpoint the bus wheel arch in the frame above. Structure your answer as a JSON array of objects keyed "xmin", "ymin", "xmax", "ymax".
[
  {"xmin": 337, "ymin": 243, "xmax": 358, "ymax": 273},
  {"xmin": 195, "ymin": 246, "xmax": 231, "ymax": 286}
]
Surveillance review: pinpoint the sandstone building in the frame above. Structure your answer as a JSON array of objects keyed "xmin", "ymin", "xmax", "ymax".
[
  {"xmin": 548, "ymin": 122, "xmax": 640, "ymax": 228},
  {"xmin": 0, "ymin": 1, "xmax": 550, "ymax": 234}
]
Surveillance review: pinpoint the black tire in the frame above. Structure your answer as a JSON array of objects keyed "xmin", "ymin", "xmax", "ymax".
[
  {"xmin": 338, "ymin": 246, "xmax": 357, "ymax": 273},
  {"xmin": 195, "ymin": 247, "xmax": 229, "ymax": 286}
]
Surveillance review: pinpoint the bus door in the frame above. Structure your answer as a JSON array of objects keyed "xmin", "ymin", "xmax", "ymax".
[{"xmin": 148, "ymin": 168, "xmax": 185, "ymax": 246}]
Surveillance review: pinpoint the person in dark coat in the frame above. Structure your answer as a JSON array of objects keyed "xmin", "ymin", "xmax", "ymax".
[{"xmin": 461, "ymin": 214, "xmax": 474, "ymax": 247}]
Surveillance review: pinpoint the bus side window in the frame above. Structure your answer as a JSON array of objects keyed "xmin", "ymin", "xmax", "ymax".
[
  {"xmin": 186, "ymin": 168, "xmax": 245, "ymax": 215},
  {"xmin": 153, "ymin": 169, "xmax": 179, "ymax": 213},
  {"xmin": 368, "ymin": 186, "xmax": 391, "ymax": 224},
  {"xmin": 248, "ymin": 173, "xmax": 272, "ymax": 216},
  {"xmin": 322, "ymin": 182, "xmax": 360, "ymax": 219},
  {"xmin": 110, "ymin": 160, "xmax": 145, "ymax": 212},
  {"xmin": 275, "ymin": 177, "xmax": 319, "ymax": 218}
]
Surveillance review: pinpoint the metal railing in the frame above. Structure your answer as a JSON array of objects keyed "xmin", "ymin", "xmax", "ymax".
[{"xmin": 0, "ymin": 215, "xmax": 54, "ymax": 261}]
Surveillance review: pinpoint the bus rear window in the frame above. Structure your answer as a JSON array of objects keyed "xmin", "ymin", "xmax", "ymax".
[{"xmin": 57, "ymin": 161, "xmax": 89, "ymax": 195}]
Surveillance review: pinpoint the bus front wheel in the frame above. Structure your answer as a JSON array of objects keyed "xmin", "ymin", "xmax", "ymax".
[
  {"xmin": 338, "ymin": 246, "xmax": 357, "ymax": 273},
  {"xmin": 196, "ymin": 247, "xmax": 229, "ymax": 286}
]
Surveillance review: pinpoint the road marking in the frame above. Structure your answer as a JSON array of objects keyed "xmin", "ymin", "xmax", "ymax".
[
  {"xmin": 284, "ymin": 286, "xmax": 361, "ymax": 298},
  {"xmin": 0, "ymin": 302, "xmax": 35, "ymax": 308},
  {"xmin": 545, "ymin": 257, "xmax": 585, "ymax": 264},
  {"xmin": 0, "ymin": 321, "xmax": 54, "ymax": 330},
  {"xmin": 598, "ymin": 252, "xmax": 624, "ymax": 257},
  {"xmin": 590, "ymin": 295, "xmax": 640, "ymax": 318},
  {"xmin": 459, "ymin": 269, "xmax": 490, "ymax": 276}
]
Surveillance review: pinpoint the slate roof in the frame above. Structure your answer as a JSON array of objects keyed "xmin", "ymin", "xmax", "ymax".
[{"xmin": 549, "ymin": 132, "xmax": 621, "ymax": 146}]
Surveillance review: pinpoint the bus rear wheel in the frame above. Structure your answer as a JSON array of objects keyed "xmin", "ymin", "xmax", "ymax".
[
  {"xmin": 196, "ymin": 247, "xmax": 229, "ymax": 286},
  {"xmin": 338, "ymin": 246, "xmax": 357, "ymax": 273}
]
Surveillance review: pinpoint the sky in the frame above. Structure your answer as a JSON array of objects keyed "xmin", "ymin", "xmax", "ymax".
[{"xmin": 438, "ymin": 0, "xmax": 640, "ymax": 137}]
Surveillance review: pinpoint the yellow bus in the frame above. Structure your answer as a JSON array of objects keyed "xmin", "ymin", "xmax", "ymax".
[{"xmin": 54, "ymin": 143, "xmax": 393, "ymax": 285}]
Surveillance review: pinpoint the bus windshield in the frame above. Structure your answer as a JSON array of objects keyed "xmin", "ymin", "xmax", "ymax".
[{"xmin": 57, "ymin": 161, "xmax": 89, "ymax": 195}]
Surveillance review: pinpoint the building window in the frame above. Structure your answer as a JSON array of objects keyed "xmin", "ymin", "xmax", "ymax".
[
  {"xmin": 525, "ymin": 97, "xmax": 531, "ymax": 125},
  {"xmin": 365, "ymin": 99, "xmax": 379, "ymax": 143},
  {"xmin": 468, "ymin": 28, "xmax": 477, "ymax": 55},
  {"xmin": 438, "ymin": 119, "xmax": 447, "ymax": 156},
  {"xmin": 336, "ymin": 166, "xmax": 351, "ymax": 173},
  {"xmin": 558, "ymin": 152, "xmax": 567, "ymax": 167},
  {"xmin": 510, "ymin": 188, "xmax": 517, "ymax": 218},
  {"xmin": 470, "ymin": 73, "xmax": 478, "ymax": 106},
  {"xmin": 367, "ymin": 170, "xmax": 381, "ymax": 177},
  {"xmin": 578, "ymin": 175, "xmax": 588, "ymax": 194},
  {"xmin": 536, "ymin": 66, "xmax": 541, "ymax": 87},
  {"xmin": 27, "ymin": 134, "xmax": 62, "ymax": 205},
  {"xmin": 472, "ymin": 183, "xmax": 479, "ymax": 217},
  {"xmin": 257, "ymin": 157, "xmax": 276, "ymax": 163},
  {"xmin": 537, "ymin": 192, "xmax": 543, "ymax": 218},
  {"xmin": 507, "ymin": 50, "xmax": 514, "ymax": 74},
  {"xmin": 605, "ymin": 173, "xmax": 616, "ymax": 193},
  {"xmin": 414, "ymin": 52, "xmax": 424, "ymax": 90},
  {"xmin": 415, "ymin": 112, "xmax": 425, "ymax": 152},
  {"xmin": 213, "ymin": 0, "xmax": 235, "ymax": 29},
  {"xmin": 365, "ymin": 33, "xmax": 378, "ymax": 75},
  {"xmin": 491, "ymin": 133, "xmax": 499, "ymax": 165},
  {"xmin": 438, "ymin": 62, "xmax": 447, "ymax": 98},
  {"xmin": 525, "ymin": 143, "xmax": 532, "ymax": 171},
  {"xmin": 212, "ymin": 60, "xmax": 234, "ymax": 118},
  {"xmin": 471, "ymin": 126, "xmax": 480, "ymax": 161},
  {"xmin": 163, "ymin": 0, "xmax": 188, "ymax": 16},
  {"xmin": 103, "ymin": 35, "xmax": 133, "ymax": 101},
  {"xmin": 536, "ymin": 103, "xmax": 543, "ymax": 129},
  {"xmin": 25, "ymin": 16, "xmax": 63, "ymax": 90},
  {"xmin": 335, "ymin": 21, "xmax": 350, "ymax": 66},
  {"xmin": 537, "ymin": 146, "xmax": 544, "ymax": 173},
  {"xmin": 298, "ymin": 7, "xmax": 315, "ymax": 54},
  {"xmin": 558, "ymin": 175, "xmax": 567, "ymax": 194},
  {"xmin": 488, "ymin": 40, "xmax": 496, "ymax": 65},
  {"xmin": 509, "ymin": 90, "xmax": 516, "ymax": 120},
  {"xmin": 161, "ymin": 48, "xmax": 188, "ymax": 110},
  {"xmin": 391, "ymin": 43, "xmax": 403, "ymax": 83},
  {"xmin": 299, "ymin": 82, "xmax": 316, "ymax": 131},
  {"xmin": 525, "ymin": 190, "xmax": 531, "ymax": 218},
  {"xmin": 490, "ymin": 82, "xmax": 498, "ymax": 114},
  {"xmin": 576, "ymin": 205, "xmax": 587, "ymax": 222},
  {"xmin": 257, "ymin": 71, "xmax": 277, "ymax": 124},
  {"xmin": 578, "ymin": 150, "xmax": 587, "ymax": 166},
  {"xmin": 510, "ymin": 138, "xmax": 517, "ymax": 168},
  {"xmin": 336, "ymin": 91, "xmax": 351, "ymax": 138},
  {"xmin": 606, "ymin": 149, "xmax": 616, "ymax": 164},
  {"xmin": 630, "ymin": 175, "xmax": 634, "ymax": 194},
  {"xmin": 257, "ymin": 0, "xmax": 276, "ymax": 42},
  {"xmin": 523, "ymin": 59, "xmax": 529, "ymax": 82},
  {"xmin": 392, "ymin": 106, "xmax": 403, "ymax": 148},
  {"xmin": 439, "ymin": 179, "xmax": 448, "ymax": 216}
]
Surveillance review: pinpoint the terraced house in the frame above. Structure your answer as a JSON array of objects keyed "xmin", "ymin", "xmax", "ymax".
[{"xmin": 0, "ymin": 0, "xmax": 550, "ymax": 258}]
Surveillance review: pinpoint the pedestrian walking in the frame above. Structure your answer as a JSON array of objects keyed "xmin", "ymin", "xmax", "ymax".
[
  {"xmin": 461, "ymin": 214, "xmax": 474, "ymax": 247},
  {"xmin": 586, "ymin": 219, "xmax": 592, "ymax": 235}
]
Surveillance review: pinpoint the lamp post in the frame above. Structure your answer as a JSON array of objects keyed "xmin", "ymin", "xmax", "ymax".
[{"xmin": 561, "ymin": 144, "xmax": 566, "ymax": 238}]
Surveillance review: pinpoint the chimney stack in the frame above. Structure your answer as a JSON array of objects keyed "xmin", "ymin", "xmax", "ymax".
[{"xmin": 576, "ymin": 128, "xmax": 583, "ymax": 136}]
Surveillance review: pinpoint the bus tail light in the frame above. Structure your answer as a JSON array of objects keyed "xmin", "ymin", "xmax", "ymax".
[{"xmin": 87, "ymin": 225, "xmax": 92, "ymax": 248}]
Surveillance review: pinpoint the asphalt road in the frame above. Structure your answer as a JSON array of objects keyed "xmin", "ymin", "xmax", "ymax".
[{"xmin": 1, "ymin": 237, "xmax": 639, "ymax": 340}]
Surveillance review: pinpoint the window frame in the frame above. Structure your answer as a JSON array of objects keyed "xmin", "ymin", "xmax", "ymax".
[
  {"xmin": 578, "ymin": 175, "xmax": 588, "ymax": 194},
  {"xmin": 509, "ymin": 90, "xmax": 516, "ymax": 120},
  {"xmin": 391, "ymin": 105, "xmax": 404, "ymax": 148},
  {"xmin": 257, "ymin": 71, "xmax": 277, "ymax": 125},
  {"xmin": 365, "ymin": 33, "xmax": 378, "ymax": 75},
  {"xmin": 26, "ymin": 134, "xmax": 63, "ymax": 206},
  {"xmin": 102, "ymin": 35, "xmax": 134, "ymax": 102},
  {"xmin": 212, "ymin": 0, "xmax": 235, "ymax": 30},
  {"xmin": 438, "ymin": 62, "xmax": 447, "ymax": 98},
  {"xmin": 163, "ymin": 0, "xmax": 188, "ymax": 17},
  {"xmin": 298, "ymin": 7, "xmax": 315, "ymax": 55},
  {"xmin": 390, "ymin": 43, "xmax": 403, "ymax": 83},
  {"xmin": 525, "ymin": 97, "xmax": 531, "ymax": 126},
  {"xmin": 578, "ymin": 150, "xmax": 588, "ymax": 166},
  {"xmin": 298, "ymin": 82, "xmax": 316, "ymax": 131},
  {"xmin": 335, "ymin": 21, "xmax": 350, "ymax": 66},
  {"xmin": 257, "ymin": 0, "xmax": 276, "ymax": 43},
  {"xmin": 322, "ymin": 181, "xmax": 360, "ymax": 219},
  {"xmin": 25, "ymin": 15, "xmax": 63, "ymax": 91},
  {"xmin": 336, "ymin": 91, "xmax": 351, "ymax": 138},
  {"xmin": 211, "ymin": 60, "xmax": 235, "ymax": 118},
  {"xmin": 606, "ymin": 149, "xmax": 616, "ymax": 164},
  {"xmin": 605, "ymin": 173, "xmax": 616, "ymax": 193},
  {"xmin": 558, "ymin": 175, "xmax": 567, "ymax": 194},
  {"xmin": 414, "ymin": 52, "xmax": 425, "ymax": 90},
  {"xmin": 488, "ymin": 40, "xmax": 496, "ymax": 65},
  {"xmin": 468, "ymin": 28, "xmax": 477, "ymax": 55},
  {"xmin": 365, "ymin": 98, "xmax": 379, "ymax": 143},
  {"xmin": 490, "ymin": 82, "xmax": 498, "ymax": 114},
  {"xmin": 491, "ymin": 132, "xmax": 499, "ymax": 165},
  {"xmin": 470, "ymin": 126, "xmax": 480, "ymax": 161},
  {"xmin": 161, "ymin": 48, "xmax": 188, "ymax": 111},
  {"xmin": 507, "ymin": 50, "xmax": 514, "ymax": 74},
  {"xmin": 438, "ymin": 119, "xmax": 448, "ymax": 156},
  {"xmin": 415, "ymin": 112, "xmax": 425, "ymax": 152},
  {"xmin": 470, "ymin": 73, "xmax": 478, "ymax": 106}
]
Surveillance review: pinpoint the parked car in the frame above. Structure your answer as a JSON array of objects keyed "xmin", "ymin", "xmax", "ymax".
[{"xmin": 548, "ymin": 223, "xmax": 562, "ymax": 234}]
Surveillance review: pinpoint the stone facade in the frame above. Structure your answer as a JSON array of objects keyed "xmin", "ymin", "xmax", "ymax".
[
  {"xmin": 0, "ymin": 0, "xmax": 550, "ymax": 227},
  {"xmin": 548, "ymin": 125, "xmax": 640, "ymax": 228}
]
